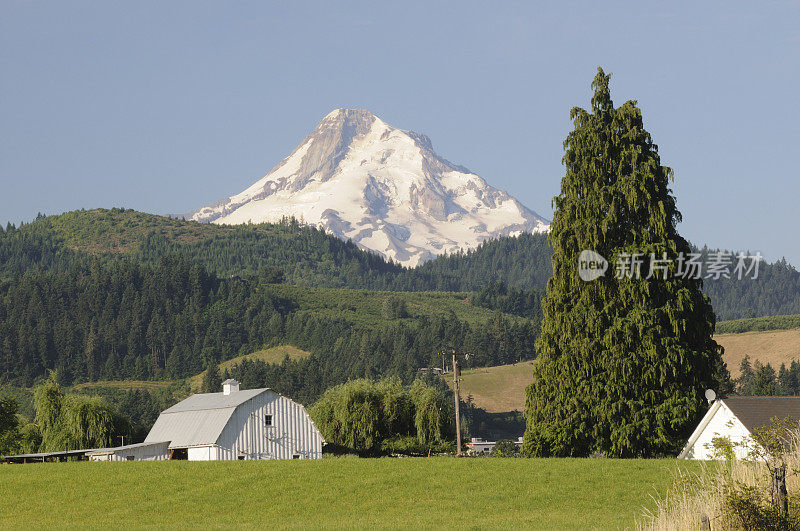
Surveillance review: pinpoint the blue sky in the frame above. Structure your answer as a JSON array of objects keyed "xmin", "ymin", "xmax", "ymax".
[{"xmin": 1, "ymin": 1, "xmax": 798, "ymax": 264}]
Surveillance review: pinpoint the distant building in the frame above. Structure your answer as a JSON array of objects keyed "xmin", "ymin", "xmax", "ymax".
[
  {"xmin": 678, "ymin": 397, "xmax": 800, "ymax": 460},
  {"xmin": 466, "ymin": 437, "xmax": 524, "ymax": 455}
]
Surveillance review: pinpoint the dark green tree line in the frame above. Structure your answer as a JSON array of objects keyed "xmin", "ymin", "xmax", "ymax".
[{"xmin": 2, "ymin": 209, "xmax": 796, "ymax": 321}]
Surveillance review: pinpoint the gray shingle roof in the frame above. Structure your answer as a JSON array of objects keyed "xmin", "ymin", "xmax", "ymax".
[
  {"xmin": 145, "ymin": 388, "xmax": 270, "ymax": 448},
  {"xmin": 724, "ymin": 397, "xmax": 800, "ymax": 432}
]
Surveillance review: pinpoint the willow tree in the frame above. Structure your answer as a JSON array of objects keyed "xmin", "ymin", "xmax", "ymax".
[
  {"xmin": 34, "ymin": 375, "xmax": 128, "ymax": 451},
  {"xmin": 523, "ymin": 68, "xmax": 724, "ymax": 457}
]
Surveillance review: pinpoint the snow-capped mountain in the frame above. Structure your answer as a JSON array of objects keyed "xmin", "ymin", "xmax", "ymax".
[{"xmin": 190, "ymin": 109, "xmax": 549, "ymax": 267}]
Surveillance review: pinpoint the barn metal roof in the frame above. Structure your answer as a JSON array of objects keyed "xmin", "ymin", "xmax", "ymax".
[
  {"xmin": 161, "ymin": 388, "xmax": 268, "ymax": 413},
  {"xmin": 144, "ymin": 388, "xmax": 271, "ymax": 448},
  {"xmin": 85, "ymin": 441, "xmax": 170, "ymax": 456}
]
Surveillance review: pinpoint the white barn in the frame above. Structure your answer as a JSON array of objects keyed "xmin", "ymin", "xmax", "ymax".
[
  {"xmin": 678, "ymin": 397, "xmax": 800, "ymax": 460},
  {"xmin": 89, "ymin": 379, "xmax": 324, "ymax": 461}
]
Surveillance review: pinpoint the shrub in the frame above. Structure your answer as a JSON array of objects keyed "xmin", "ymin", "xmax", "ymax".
[
  {"xmin": 310, "ymin": 378, "xmax": 452, "ymax": 455},
  {"xmin": 641, "ymin": 419, "xmax": 800, "ymax": 530},
  {"xmin": 491, "ymin": 439, "xmax": 520, "ymax": 457}
]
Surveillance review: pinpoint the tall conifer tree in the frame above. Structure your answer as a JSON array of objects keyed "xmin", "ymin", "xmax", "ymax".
[{"xmin": 523, "ymin": 68, "xmax": 724, "ymax": 457}]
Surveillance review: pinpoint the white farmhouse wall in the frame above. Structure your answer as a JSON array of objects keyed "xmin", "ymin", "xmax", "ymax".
[
  {"xmin": 684, "ymin": 403, "xmax": 755, "ymax": 460},
  {"xmin": 216, "ymin": 391, "xmax": 323, "ymax": 460}
]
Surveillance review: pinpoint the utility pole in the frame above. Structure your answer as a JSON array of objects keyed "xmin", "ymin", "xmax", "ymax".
[{"xmin": 452, "ymin": 351, "xmax": 462, "ymax": 456}]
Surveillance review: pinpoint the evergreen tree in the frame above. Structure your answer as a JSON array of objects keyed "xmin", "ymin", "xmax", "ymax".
[
  {"xmin": 201, "ymin": 363, "xmax": 223, "ymax": 393},
  {"xmin": 523, "ymin": 68, "xmax": 723, "ymax": 457},
  {"xmin": 736, "ymin": 354, "xmax": 756, "ymax": 395},
  {"xmin": 751, "ymin": 361, "xmax": 778, "ymax": 396}
]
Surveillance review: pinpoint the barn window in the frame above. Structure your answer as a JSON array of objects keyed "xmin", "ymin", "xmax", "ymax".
[
  {"xmin": 126, "ymin": 456, "xmax": 134, "ymax": 461},
  {"xmin": 265, "ymin": 414, "xmax": 273, "ymax": 427},
  {"xmin": 292, "ymin": 454, "xmax": 301, "ymax": 459}
]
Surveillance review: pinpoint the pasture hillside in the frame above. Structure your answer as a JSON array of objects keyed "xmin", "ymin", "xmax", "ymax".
[
  {"xmin": 716, "ymin": 328, "xmax": 800, "ymax": 377},
  {"xmin": 449, "ymin": 327, "xmax": 800, "ymax": 412},
  {"xmin": 447, "ymin": 361, "xmax": 535, "ymax": 413},
  {"xmin": 0, "ymin": 458, "xmax": 698, "ymax": 529}
]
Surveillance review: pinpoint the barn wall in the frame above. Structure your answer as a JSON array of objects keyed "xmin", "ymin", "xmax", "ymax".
[
  {"xmin": 90, "ymin": 442, "xmax": 170, "ymax": 461},
  {"xmin": 188, "ymin": 446, "xmax": 217, "ymax": 461},
  {"xmin": 216, "ymin": 391, "xmax": 323, "ymax": 460},
  {"xmin": 686, "ymin": 404, "xmax": 755, "ymax": 459}
]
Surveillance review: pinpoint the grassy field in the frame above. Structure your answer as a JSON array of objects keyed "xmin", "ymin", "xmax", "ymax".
[
  {"xmin": 0, "ymin": 458, "xmax": 698, "ymax": 529},
  {"xmin": 67, "ymin": 345, "xmax": 310, "ymax": 396}
]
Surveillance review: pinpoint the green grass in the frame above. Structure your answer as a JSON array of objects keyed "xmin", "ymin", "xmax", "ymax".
[{"xmin": 0, "ymin": 458, "xmax": 697, "ymax": 529}]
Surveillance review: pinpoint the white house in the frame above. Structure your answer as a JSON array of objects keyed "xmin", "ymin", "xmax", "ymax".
[
  {"xmin": 89, "ymin": 379, "xmax": 324, "ymax": 461},
  {"xmin": 678, "ymin": 397, "xmax": 800, "ymax": 460}
]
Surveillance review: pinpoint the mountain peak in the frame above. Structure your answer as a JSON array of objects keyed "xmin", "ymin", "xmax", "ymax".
[
  {"xmin": 190, "ymin": 112, "xmax": 549, "ymax": 266},
  {"xmin": 322, "ymin": 108, "xmax": 376, "ymax": 120}
]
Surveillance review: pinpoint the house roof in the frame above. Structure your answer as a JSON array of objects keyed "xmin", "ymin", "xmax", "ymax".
[
  {"xmin": 723, "ymin": 397, "xmax": 800, "ymax": 432},
  {"xmin": 144, "ymin": 388, "xmax": 271, "ymax": 448},
  {"xmin": 678, "ymin": 396, "xmax": 800, "ymax": 459}
]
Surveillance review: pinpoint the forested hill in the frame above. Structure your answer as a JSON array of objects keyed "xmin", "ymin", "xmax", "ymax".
[
  {"xmin": 0, "ymin": 254, "xmax": 537, "ymax": 394},
  {"xmin": 1, "ymin": 209, "xmax": 799, "ymax": 320}
]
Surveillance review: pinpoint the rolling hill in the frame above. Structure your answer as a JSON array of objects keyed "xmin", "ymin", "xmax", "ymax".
[
  {"xmin": 2, "ymin": 209, "xmax": 798, "ymax": 320},
  {"xmin": 446, "ymin": 361, "xmax": 535, "ymax": 413}
]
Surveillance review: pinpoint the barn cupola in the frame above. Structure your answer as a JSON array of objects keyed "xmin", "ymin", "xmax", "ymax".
[{"xmin": 222, "ymin": 379, "xmax": 240, "ymax": 395}]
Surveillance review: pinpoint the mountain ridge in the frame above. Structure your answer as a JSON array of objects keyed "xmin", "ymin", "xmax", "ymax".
[{"xmin": 3, "ymin": 208, "xmax": 799, "ymax": 321}]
